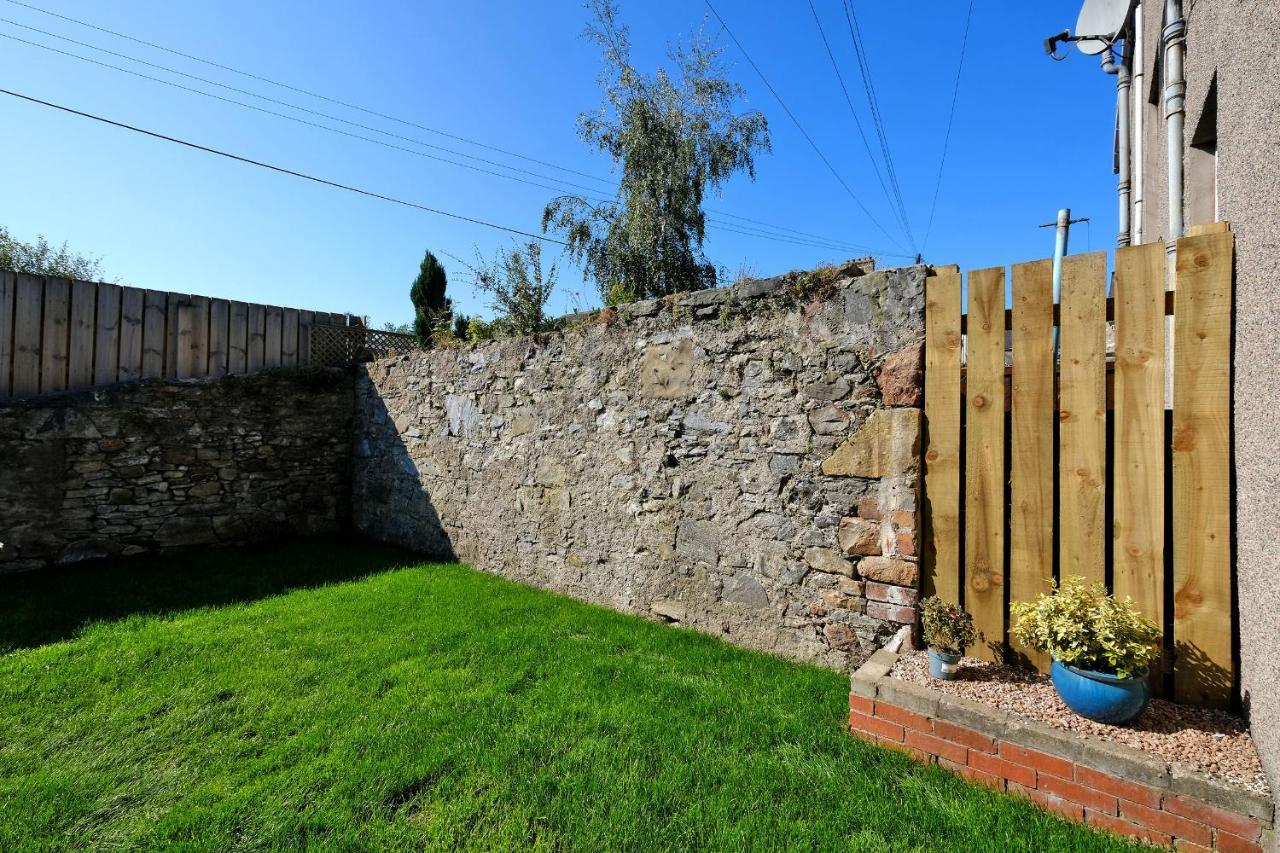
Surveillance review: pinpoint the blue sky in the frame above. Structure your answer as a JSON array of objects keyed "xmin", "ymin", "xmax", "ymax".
[{"xmin": 0, "ymin": 0, "xmax": 1118, "ymax": 326}]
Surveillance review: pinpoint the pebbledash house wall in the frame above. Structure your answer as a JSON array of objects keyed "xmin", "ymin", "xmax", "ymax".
[
  {"xmin": 0, "ymin": 368, "xmax": 353, "ymax": 572},
  {"xmin": 352, "ymin": 265, "xmax": 927, "ymax": 670}
]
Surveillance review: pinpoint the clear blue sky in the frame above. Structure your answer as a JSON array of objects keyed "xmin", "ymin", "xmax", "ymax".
[{"xmin": 0, "ymin": 0, "xmax": 1119, "ymax": 327}]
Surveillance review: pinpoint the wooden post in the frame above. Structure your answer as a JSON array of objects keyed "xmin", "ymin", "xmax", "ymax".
[{"xmin": 39, "ymin": 277, "xmax": 70, "ymax": 394}]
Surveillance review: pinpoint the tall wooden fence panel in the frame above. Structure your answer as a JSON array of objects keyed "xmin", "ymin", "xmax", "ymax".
[
  {"xmin": 0, "ymin": 272, "xmax": 349, "ymax": 401},
  {"xmin": 921, "ymin": 227, "xmax": 1236, "ymax": 709}
]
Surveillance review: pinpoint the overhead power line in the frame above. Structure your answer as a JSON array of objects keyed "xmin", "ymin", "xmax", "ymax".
[
  {"xmin": 0, "ymin": 87, "xmax": 568, "ymax": 246},
  {"xmin": 0, "ymin": 30, "xmax": 891, "ymax": 258},
  {"xmin": 922, "ymin": 0, "xmax": 975, "ymax": 253},
  {"xmin": 0, "ymin": 0, "xmax": 879, "ymax": 256},
  {"xmin": 804, "ymin": 0, "xmax": 904, "ymax": 240},
  {"xmin": 702, "ymin": 0, "xmax": 908, "ymax": 253},
  {"xmin": 841, "ymin": 0, "xmax": 916, "ymax": 252},
  {"xmin": 1, "ymin": 0, "xmax": 613, "ymax": 186}
]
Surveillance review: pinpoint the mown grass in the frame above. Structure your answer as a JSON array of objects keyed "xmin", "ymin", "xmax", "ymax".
[{"xmin": 0, "ymin": 537, "xmax": 1139, "ymax": 851}]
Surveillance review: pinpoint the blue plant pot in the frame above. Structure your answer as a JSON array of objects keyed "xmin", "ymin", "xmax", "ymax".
[
  {"xmin": 1050, "ymin": 660, "xmax": 1151, "ymax": 725},
  {"xmin": 928, "ymin": 648, "xmax": 963, "ymax": 680}
]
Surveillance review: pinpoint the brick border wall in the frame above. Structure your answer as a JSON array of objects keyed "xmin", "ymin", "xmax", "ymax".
[{"xmin": 850, "ymin": 651, "xmax": 1275, "ymax": 851}]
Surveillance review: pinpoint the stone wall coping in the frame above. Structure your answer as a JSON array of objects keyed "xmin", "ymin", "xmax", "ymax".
[{"xmin": 852, "ymin": 652, "xmax": 1275, "ymax": 829}]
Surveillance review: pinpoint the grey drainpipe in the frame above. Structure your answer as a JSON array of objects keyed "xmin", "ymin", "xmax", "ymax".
[
  {"xmin": 1102, "ymin": 46, "xmax": 1132, "ymax": 248},
  {"xmin": 1163, "ymin": 0, "xmax": 1187, "ymax": 257}
]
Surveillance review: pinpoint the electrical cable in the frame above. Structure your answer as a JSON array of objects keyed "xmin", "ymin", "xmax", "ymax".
[{"xmin": 922, "ymin": 0, "xmax": 975, "ymax": 253}]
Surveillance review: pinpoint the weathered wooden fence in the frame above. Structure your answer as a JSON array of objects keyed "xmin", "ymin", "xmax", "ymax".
[
  {"xmin": 0, "ymin": 271, "xmax": 350, "ymax": 401},
  {"xmin": 922, "ymin": 224, "xmax": 1234, "ymax": 709}
]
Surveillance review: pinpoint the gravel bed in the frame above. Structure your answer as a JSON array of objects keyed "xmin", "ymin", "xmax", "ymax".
[{"xmin": 890, "ymin": 651, "xmax": 1270, "ymax": 796}]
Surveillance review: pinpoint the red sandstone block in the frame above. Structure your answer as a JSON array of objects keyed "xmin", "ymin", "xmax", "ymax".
[
  {"xmin": 849, "ymin": 694, "xmax": 874, "ymax": 716},
  {"xmin": 934, "ymin": 719, "xmax": 996, "ymax": 753},
  {"xmin": 1164, "ymin": 794, "xmax": 1262, "ymax": 840},
  {"xmin": 1008, "ymin": 781, "xmax": 1085, "ymax": 822},
  {"xmin": 1074, "ymin": 765, "xmax": 1163, "ymax": 808},
  {"xmin": 905, "ymin": 729, "xmax": 968, "ymax": 765},
  {"xmin": 1038, "ymin": 773, "xmax": 1119, "ymax": 816},
  {"xmin": 939, "ymin": 757, "xmax": 1005, "ymax": 791},
  {"xmin": 864, "ymin": 581, "xmax": 919, "ymax": 607},
  {"xmin": 998, "ymin": 742, "xmax": 1074, "ymax": 780},
  {"xmin": 1085, "ymin": 809, "xmax": 1174, "ymax": 847},
  {"xmin": 1119, "ymin": 801, "xmax": 1214, "ymax": 847},
  {"xmin": 895, "ymin": 531, "xmax": 916, "ymax": 557},
  {"xmin": 848, "ymin": 710, "xmax": 904, "ymax": 742},
  {"xmin": 866, "ymin": 601, "xmax": 916, "ymax": 624},
  {"xmin": 875, "ymin": 702, "xmax": 933, "ymax": 733},
  {"xmin": 890, "ymin": 510, "xmax": 914, "ymax": 528},
  {"xmin": 969, "ymin": 749, "xmax": 1037, "ymax": 788},
  {"xmin": 1215, "ymin": 830, "xmax": 1265, "ymax": 853}
]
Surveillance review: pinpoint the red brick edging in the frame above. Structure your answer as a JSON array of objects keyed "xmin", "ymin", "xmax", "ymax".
[{"xmin": 850, "ymin": 650, "xmax": 1275, "ymax": 851}]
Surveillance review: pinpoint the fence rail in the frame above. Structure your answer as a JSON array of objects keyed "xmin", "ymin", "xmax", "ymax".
[
  {"xmin": 0, "ymin": 271, "xmax": 348, "ymax": 401},
  {"xmin": 922, "ymin": 224, "xmax": 1235, "ymax": 709}
]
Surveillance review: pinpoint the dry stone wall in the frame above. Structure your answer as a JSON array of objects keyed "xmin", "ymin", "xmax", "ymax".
[
  {"xmin": 353, "ymin": 265, "xmax": 927, "ymax": 670},
  {"xmin": 0, "ymin": 369, "xmax": 352, "ymax": 572}
]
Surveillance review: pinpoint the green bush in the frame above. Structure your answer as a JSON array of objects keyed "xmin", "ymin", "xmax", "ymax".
[
  {"xmin": 1010, "ymin": 577, "xmax": 1159, "ymax": 679},
  {"xmin": 919, "ymin": 597, "xmax": 976, "ymax": 656}
]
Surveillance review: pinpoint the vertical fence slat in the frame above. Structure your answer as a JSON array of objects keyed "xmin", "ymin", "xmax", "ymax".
[
  {"xmin": 68, "ymin": 280, "xmax": 97, "ymax": 391},
  {"xmin": 1010, "ymin": 259, "xmax": 1055, "ymax": 671},
  {"xmin": 188, "ymin": 295, "xmax": 210, "ymax": 378},
  {"xmin": 175, "ymin": 301, "xmax": 195, "ymax": 379},
  {"xmin": 208, "ymin": 298, "xmax": 230, "ymax": 378},
  {"xmin": 965, "ymin": 266, "xmax": 1006, "ymax": 659},
  {"xmin": 118, "ymin": 286, "xmax": 145, "ymax": 382},
  {"xmin": 228, "ymin": 301, "xmax": 249, "ymax": 375},
  {"xmin": 93, "ymin": 283, "xmax": 122, "ymax": 387},
  {"xmin": 298, "ymin": 309, "xmax": 315, "ymax": 366},
  {"xmin": 40, "ymin": 277, "xmax": 70, "ymax": 394},
  {"xmin": 165, "ymin": 293, "xmax": 182, "ymax": 379},
  {"xmin": 141, "ymin": 290, "xmax": 167, "ymax": 380},
  {"xmin": 12, "ymin": 273, "xmax": 44, "ymax": 398},
  {"xmin": 923, "ymin": 266, "xmax": 962, "ymax": 605},
  {"xmin": 1114, "ymin": 242, "xmax": 1167, "ymax": 678},
  {"xmin": 247, "ymin": 303, "xmax": 266, "ymax": 373},
  {"xmin": 1058, "ymin": 252, "xmax": 1108, "ymax": 585},
  {"xmin": 264, "ymin": 306, "xmax": 283, "ymax": 368},
  {"xmin": 0, "ymin": 271, "xmax": 14, "ymax": 399},
  {"xmin": 1172, "ymin": 230, "xmax": 1234, "ymax": 709},
  {"xmin": 281, "ymin": 308, "xmax": 299, "ymax": 366}
]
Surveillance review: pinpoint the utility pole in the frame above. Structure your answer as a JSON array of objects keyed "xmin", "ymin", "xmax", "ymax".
[{"xmin": 1039, "ymin": 208, "xmax": 1090, "ymax": 306}]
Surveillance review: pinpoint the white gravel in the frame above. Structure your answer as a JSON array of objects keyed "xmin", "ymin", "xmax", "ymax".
[{"xmin": 890, "ymin": 651, "xmax": 1270, "ymax": 796}]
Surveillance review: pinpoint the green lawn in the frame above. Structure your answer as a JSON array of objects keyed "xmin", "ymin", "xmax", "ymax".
[{"xmin": 0, "ymin": 538, "xmax": 1137, "ymax": 851}]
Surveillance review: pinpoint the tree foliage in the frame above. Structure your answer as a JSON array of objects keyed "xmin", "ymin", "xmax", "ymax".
[
  {"xmin": 542, "ymin": 0, "xmax": 769, "ymax": 303},
  {"xmin": 0, "ymin": 225, "xmax": 107, "ymax": 281},
  {"xmin": 409, "ymin": 250, "xmax": 451, "ymax": 345},
  {"xmin": 473, "ymin": 240, "xmax": 558, "ymax": 336}
]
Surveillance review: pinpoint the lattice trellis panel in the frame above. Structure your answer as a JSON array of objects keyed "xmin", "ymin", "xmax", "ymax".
[{"xmin": 309, "ymin": 325, "xmax": 420, "ymax": 366}]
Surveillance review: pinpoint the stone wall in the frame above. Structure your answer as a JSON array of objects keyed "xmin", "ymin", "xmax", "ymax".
[
  {"xmin": 353, "ymin": 264, "xmax": 926, "ymax": 670},
  {"xmin": 0, "ymin": 368, "xmax": 353, "ymax": 572}
]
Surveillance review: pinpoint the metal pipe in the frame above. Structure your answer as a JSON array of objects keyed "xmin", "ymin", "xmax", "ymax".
[
  {"xmin": 1103, "ymin": 47, "xmax": 1132, "ymax": 247},
  {"xmin": 1163, "ymin": 0, "xmax": 1187, "ymax": 255},
  {"xmin": 1132, "ymin": 2, "xmax": 1145, "ymax": 244},
  {"xmin": 1052, "ymin": 208, "xmax": 1070, "ymax": 304}
]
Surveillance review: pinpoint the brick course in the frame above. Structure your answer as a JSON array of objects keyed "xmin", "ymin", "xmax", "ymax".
[{"xmin": 847, "ymin": 652, "xmax": 1273, "ymax": 852}]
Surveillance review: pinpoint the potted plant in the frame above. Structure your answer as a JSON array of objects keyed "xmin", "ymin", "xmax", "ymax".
[
  {"xmin": 920, "ymin": 597, "xmax": 976, "ymax": 680},
  {"xmin": 1011, "ymin": 577, "xmax": 1160, "ymax": 725}
]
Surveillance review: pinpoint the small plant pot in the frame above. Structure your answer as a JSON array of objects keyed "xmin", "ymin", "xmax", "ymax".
[
  {"xmin": 927, "ymin": 648, "xmax": 963, "ymax": 680},
  {"xmin": 1050, "ymin": 660, "xmax": 1151, "ymax": 725}
]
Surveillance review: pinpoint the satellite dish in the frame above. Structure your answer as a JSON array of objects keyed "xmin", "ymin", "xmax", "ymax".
[{"xmin": 1075, "ymin": 0, "xmax": 1135, "ymax": 54}]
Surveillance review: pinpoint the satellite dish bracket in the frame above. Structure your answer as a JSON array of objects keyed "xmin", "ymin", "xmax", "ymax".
[{"xmin": 1044, "ymin": 29, "xmax": 1122, "ymax": 60}]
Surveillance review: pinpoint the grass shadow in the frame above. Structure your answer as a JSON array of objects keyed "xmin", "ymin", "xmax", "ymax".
[{"xmin": 0, "ymin": 534, "xmax": 421, "ymax": 654}]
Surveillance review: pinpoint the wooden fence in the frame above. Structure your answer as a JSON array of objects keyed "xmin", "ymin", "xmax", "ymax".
[
  {"xmin": 0, "ymin": 271, "xmax": 350, "ymax": 401},
  {"xmin": 922, "ymin": 224, "xmax": 1234, "ymax": 709}
]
